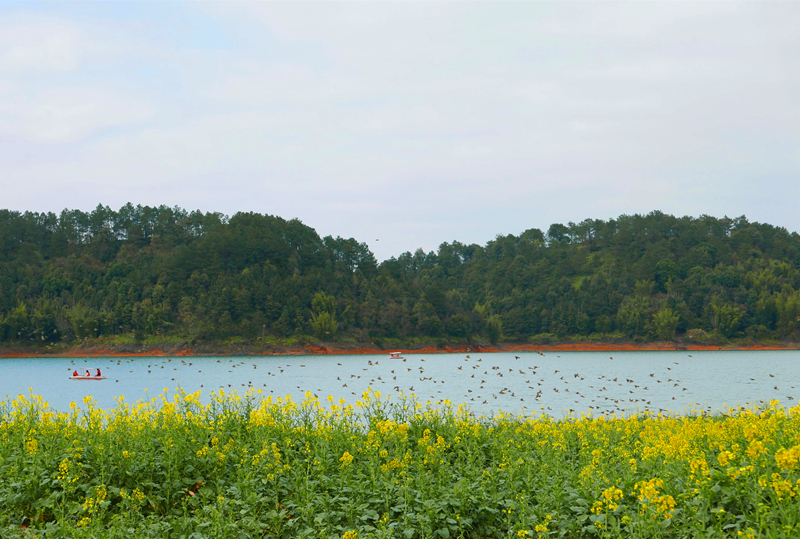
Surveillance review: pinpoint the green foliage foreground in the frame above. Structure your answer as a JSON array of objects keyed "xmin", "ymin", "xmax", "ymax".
[{"xmin": 1, "ymin": 390, "xmax": 799, "ymax": 538}]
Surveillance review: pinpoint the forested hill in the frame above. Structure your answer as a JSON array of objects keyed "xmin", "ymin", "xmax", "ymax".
[{"xmin": 0, "ymin": 205, "xmax": 798, "ymax": 349}]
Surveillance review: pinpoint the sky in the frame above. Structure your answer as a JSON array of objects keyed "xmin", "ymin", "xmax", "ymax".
[{"xmin": 0, "ymin": 1, "xmax": 798, "ymax": 261}]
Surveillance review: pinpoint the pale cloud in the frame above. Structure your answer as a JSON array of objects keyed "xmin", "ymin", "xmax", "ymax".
[
  {"xmin": 0, "ymin": 20, "xmax": 82, "ymax": 72},
  {"xmin": 0, "ymin": 85, "xmax": 154, "ymax": 143},
  {"xmin": 0, "ymin": 1, "xmax": 797, "ymax": 261}
]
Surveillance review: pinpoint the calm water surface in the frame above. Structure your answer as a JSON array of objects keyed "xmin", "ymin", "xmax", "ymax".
[{"xmin": 1, "ymin": 350, "xmax": 798, "ymax": 417}]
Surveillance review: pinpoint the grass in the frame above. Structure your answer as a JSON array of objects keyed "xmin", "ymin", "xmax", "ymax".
[{"xmin": 0, "ymin": 390, "xmax": 798, "ymax": 538}]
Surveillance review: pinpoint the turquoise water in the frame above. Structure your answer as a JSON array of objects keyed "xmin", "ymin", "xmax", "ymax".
[{"xmin": 1, "ymin": 350, "xmax": 798, "ymax": 417}]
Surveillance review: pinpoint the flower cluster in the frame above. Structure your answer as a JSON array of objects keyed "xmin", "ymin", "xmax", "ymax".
[{"xmin": 0, "ymin": 389, "xmax": 797, "ymax": 537}]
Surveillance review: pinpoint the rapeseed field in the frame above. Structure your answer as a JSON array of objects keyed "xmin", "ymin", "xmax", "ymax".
[{"xmin": 0, "ymin": 389, "xmax": 798, "ymax": 538}]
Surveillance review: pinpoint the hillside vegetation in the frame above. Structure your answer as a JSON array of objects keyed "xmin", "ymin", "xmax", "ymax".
[{"xmin": 0, "ymin": 205, "xmax": 798, "ymax": 349}]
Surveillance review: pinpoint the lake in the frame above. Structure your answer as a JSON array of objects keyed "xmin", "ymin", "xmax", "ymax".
[{"xmin": 1, "ymin": 350, "xmax": 798, "ymax": 417}]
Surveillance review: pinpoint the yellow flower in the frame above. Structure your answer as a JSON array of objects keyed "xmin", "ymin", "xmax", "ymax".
[
  {"xmin": 26, "ymin": 438, "xmax": 38, "ymax": 455},
  {"xmin": 746, "ymin": 440, "xmax": 767, "ymax": 459},
  {"xmin": 656, "ymin": 494, "xmax": 676, "ymax": 518},
  {"xmin": 599, "ymin": 486, "xmax": 623, "ymax": 511},
  {"xmin": 534, "ymin": 515, "xmax": 552, "ymax": 537},
  {"xmin": 718, "ymin": 450, "xmax": 734, "ymax": 467},
  {"xmin": 340, "ymin": 451, "xmax": 354, "ymax": 466},
  {"xmin": 776, "ymin": 446, "xmax": 800, "ymax": 471}
]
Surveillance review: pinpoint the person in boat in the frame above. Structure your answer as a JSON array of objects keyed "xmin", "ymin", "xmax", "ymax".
[
  {"xmin": 96, "ymin": 368, "xmax": 101, "ymax": 376},
  {"xmin": 73, "ymin": 370, "xmax": 78, "ymax": 376},
  {"xmin": 85, "ymin": 370, "xmax": 91, "ymax": 377}
]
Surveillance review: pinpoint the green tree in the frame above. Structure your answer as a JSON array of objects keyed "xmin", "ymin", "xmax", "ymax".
[
  {"xmin": 654, "ymin": 259, "xmax": 678, "ymax": 292},
  {"xmin": 595, "ymin": 315, "xmax": 613, "ymax": 334},
  {"xmin": 616, "ymin": 296, "xmax": 652, "ymax": 337},
  {"xmin": 310, "ymin": 292, "xmax": 338, "ymax": 339},
  {"xmin": 312, "ymin": 292, "xmax": 337, "ymax": 317},
  {"xmin": 446, "ymin": 314, "xmax": 472, "ymax": 339},
  {"xmin": 775, "ymin": 290, "xmax": 799, "ymax": 338},
  {"xmin": 66, "ymin": 303, "xmax": 99, "ymax": 340},
  {"xmin": 0, "ymin": 303, "xmax": 29, "ymax": 341},
  {"xmin": 0, "ymin": 206, "xmax": 798, "ymax": 347},
  {"xmin": 310, "ymin": 311, "xmax": 338, "ymax": 340},
  {"xmin": 29, "ymin": 298, "xmax": 60, "ymax": 343},
  {"xmin": 711, "ymin": 304, "xmax": 744, "ymax": 338},
  {"xmin": 652, "ymin": 308, "xmax": 679, "ymax": 340},
  {"xmin": 487, "ymin": 314, "xmax": 503, "ymax": 344}
]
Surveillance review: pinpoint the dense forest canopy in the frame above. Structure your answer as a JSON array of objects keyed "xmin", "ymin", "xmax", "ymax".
[{"xmin": 0, "ymin": 204, "xmax": 798, "ymax": 347}]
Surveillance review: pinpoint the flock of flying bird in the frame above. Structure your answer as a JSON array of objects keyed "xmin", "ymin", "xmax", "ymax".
[{"xmin": 68, "ymin": 351, "xmax": 797, "ymax": 417}]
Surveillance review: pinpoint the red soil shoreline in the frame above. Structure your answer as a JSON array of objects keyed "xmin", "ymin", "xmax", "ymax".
[{"xmin": 0, "ymin": 341, "xmax": 797, "ymax": 358}]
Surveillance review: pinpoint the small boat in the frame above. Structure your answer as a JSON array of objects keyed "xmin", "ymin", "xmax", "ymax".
[
  {"xmin": 388, "ymin": 352, "xmax": 405, "ymax": 360},
  {"xmin": 69, "ymin": 376, "xmax": 106, "ymax": 380}
]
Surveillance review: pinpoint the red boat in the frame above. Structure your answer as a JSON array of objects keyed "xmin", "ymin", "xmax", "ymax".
[{"xmin": 69, "ymin": 375, "xmax": 106, "ymax": 380}]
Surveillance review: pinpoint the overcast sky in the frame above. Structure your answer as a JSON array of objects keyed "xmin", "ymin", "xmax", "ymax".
[{"xmin": 1, "ymin": 1, "xmax": 798, "ymax": 260}]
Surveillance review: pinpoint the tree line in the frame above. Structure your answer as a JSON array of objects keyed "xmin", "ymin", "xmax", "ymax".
[{"xmin": 0, "ymin": 204, "xmax": 798, "ymax": 347}]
